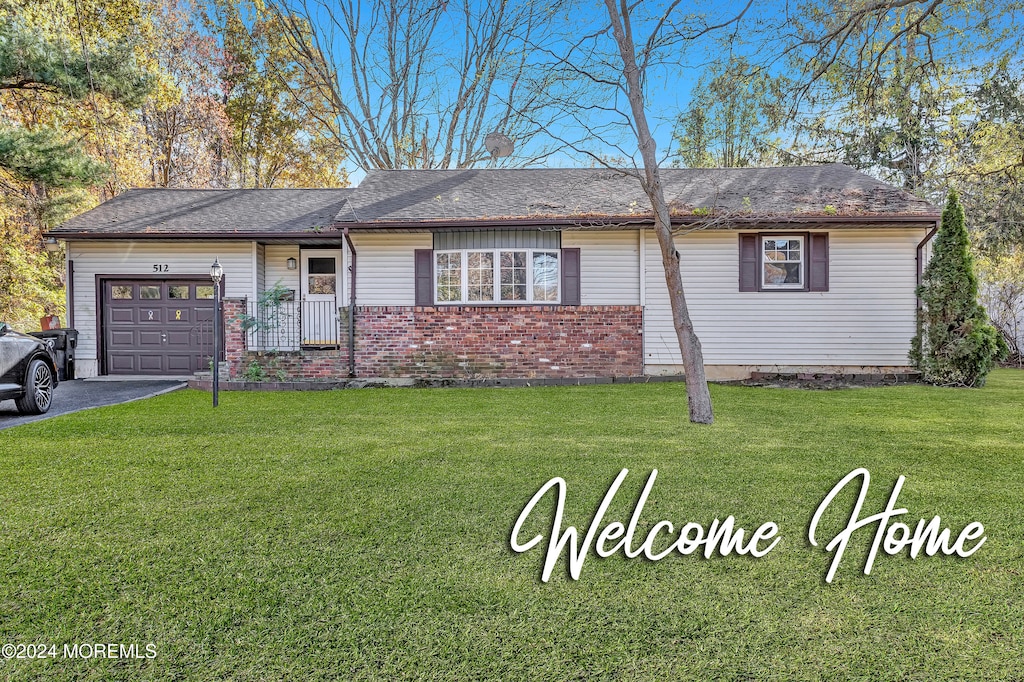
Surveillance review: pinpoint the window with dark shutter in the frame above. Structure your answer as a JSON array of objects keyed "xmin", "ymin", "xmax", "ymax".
[{"xmin": 739, "ymin": 232, "xmax": 829, "ymax": 292}]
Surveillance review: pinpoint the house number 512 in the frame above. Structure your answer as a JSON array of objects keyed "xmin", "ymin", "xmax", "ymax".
[{"xmin": 153, "ymin": 264, "xmax": 169, "ymax": 272}]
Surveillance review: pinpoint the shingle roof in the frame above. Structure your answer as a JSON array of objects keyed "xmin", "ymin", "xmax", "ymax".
[
  {"xmin": 52, "ymin": 165, "xmax": 938, "ymax": 237},
  {"xmin": 338, "ymin": 164, "xmax": 937, "ymax": 223},
  {"xmin": 52, "ymin": 188, "xmax": 353, "ymax": 235}
]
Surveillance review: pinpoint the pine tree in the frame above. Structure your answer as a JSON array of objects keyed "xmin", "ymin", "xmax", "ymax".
[
  {"xmin": 0, "ymin": 21, "xmax": 153, "ymax": 327},
  {"xmin": 0, "ymin": 22, "xmax": 153, "ymax": 189},
  {"xmin": 910, "ymin": 190, "xmax": 1008, "ymax": 386}
]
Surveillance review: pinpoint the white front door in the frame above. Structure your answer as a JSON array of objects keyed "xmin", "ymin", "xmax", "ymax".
[{"xmin": 300, "ymin": 250, "xmax": 341, "ymax": 346}]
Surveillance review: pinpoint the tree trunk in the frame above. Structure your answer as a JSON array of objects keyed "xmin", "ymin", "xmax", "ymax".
[{"xmin": 604, "ymin": 0, "xmax": 714, "ymax": 424}]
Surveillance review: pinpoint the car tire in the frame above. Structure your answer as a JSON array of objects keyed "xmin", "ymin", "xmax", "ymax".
[{"xmin": 15, "ymin": 359, "xmax": 55, "ymax": 415}]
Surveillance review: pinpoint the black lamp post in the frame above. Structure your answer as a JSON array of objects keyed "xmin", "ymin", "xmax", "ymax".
[{"xmin": 211, "ymin": 258, "xmax": 223, "ymax": 407}]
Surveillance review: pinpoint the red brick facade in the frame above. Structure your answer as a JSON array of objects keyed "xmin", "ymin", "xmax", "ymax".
[
  {"xmin": 355, "ymin": 305, "xmax": 642, "ymax": 378},
  {"xmin": 223, "ymin": 298, "xmax": 249, "ymax": 377},
  {"xmin": 223, "ymin": 299, "xmax": 642, "ymax": 380}
]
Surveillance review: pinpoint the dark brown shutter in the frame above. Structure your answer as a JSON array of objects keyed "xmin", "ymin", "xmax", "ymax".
[
  {"xmin": 738, "ymin": 234, "xmax": 759, "ymax": 292},
  {"xmin": 560, "ymin": 248, "xmax": 581, "ymax": 305},
  {"xmin": 414, "ymin": 249, "xmax": 433, "ymax": 306},
  {"xmin": 808, "ymin": 233, "xmax": 829, "ymax": 292}
]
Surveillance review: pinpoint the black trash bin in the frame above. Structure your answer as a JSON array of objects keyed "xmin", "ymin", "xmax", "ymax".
[
  {"xmin": 29, "ymin": 328, "xmax": 78, "ymax": 380},
  {"xmin": 65, "ymin": 329, "xmax": 77, "ymax": 380}
]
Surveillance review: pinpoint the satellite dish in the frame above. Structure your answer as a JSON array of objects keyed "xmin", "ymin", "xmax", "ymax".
[{"xmin": 485, "ymin": 132, "xmax": 514, "ymax": 158}]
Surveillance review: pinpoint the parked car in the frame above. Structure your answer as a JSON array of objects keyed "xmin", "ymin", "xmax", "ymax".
[{"xmin": 0, "ymin": 322, "xmax": 59, "ymax": 414}]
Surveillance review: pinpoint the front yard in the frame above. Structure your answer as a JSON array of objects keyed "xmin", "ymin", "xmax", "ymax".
[{"xmin": 1, "ymin": 372, "xmax": 1022, "ymax": 680}]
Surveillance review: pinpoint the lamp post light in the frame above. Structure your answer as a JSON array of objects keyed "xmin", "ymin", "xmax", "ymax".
[{"xmin": 210, "ymin": 258, "xmax": 223, "ymax": 408}]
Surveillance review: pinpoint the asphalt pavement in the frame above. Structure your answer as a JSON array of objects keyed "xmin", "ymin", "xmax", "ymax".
[{"xmin": 0, "ymin": 379, "xmax": 186, "ymax": 430}]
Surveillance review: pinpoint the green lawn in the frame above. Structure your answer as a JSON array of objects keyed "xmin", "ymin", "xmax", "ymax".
[{"xmin": 1, "ymin": 371, "xmax": 1023, "ymax": 680}]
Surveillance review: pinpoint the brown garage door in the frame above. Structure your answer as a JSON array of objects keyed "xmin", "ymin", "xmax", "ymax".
[{"xmin": 102, "ymin": 280, "xmax": 216, "ymax": 375}]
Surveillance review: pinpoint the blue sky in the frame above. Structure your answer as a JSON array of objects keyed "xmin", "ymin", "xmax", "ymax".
[
  {"xmin": 278, "ymin": 0, "xmax": 790, "ymax": 181},
  {"xmin": 278, "ymin": 0, "xmax": 1021, "ymax": 181}
]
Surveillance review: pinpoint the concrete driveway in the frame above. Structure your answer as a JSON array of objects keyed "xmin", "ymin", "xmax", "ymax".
[{"xmin": 0, "ymin": 379, "xmax": 186, "ymax": 430}]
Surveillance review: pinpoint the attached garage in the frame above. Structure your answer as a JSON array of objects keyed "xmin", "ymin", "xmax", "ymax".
[
  {"xmin": 53, "ymin": 190, "xmax": 350, "ymax": 379},
  {"xmin": 101, "ymin": 279, "xmax": 216, "ymax": 375}
]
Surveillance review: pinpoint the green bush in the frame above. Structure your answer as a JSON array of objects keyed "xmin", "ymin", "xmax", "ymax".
[
  {"xmin": 241, "ymin": 360, "xmax": 268, "ymax": 382},
  {"xmin": 910, "ymin": 190, "xmax": 1008, "ymax": 386}
]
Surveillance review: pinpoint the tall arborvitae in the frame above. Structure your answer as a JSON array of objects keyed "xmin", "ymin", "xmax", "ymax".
[{"xmin": 911, "ymin": 190, "xmax": 1008, "ymax": 386}]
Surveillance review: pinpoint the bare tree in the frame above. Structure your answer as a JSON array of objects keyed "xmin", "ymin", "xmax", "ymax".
[
  {"xmin": 266, "ymin": 0, "xmax": 566, "ymax": 170},
  {"xmin": 270, "ymin": 0, "xmax": 757, "ymax": 422},
  {"xmin": 594, "ymin": 0, "xmax": 762, "ymax": 424},
  {"xmin": 507, "ymin": 1, "xmax": 754, "ymax": 423},
  {"xmin": 598, "ymin": 3, "xmax": 704, "ymax": 419}
]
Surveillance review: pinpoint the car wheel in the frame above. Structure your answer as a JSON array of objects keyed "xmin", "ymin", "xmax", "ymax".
[{"xmin": 15, "ymin": 359, "xmax": 55, "ymax": 415}]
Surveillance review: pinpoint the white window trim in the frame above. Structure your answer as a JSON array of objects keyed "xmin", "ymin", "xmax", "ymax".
[
  {"xmin": 761, "ymin": 235, "xmax": 805, "ymax": 290},
  {"xmin": 434, "ymin": 248, "xmax": 561, "ymax": 305}
]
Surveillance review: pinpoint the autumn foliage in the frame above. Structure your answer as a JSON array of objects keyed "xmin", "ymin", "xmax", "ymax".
[{"xmin": 0, "ymin": 0, "xmax": 347, "ymax": 328}]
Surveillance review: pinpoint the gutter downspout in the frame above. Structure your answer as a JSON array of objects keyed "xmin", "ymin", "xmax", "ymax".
[
  {"xmin": 916, "ymin": 221, "xmax": 940, "ymax": 310},
  {"xmin": 913, "ymin": 222, "xmax": 939, "ymax": 369},
  {"xmin": 67, "ymin": 256, "xmax": 75, "ymax": 329},
  {"xmin": 343, "ymin": 227, "xmax": 357, "ymax": 377}
]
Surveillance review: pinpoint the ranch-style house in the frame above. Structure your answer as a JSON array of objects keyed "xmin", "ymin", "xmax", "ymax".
[{"xmin": 47, "ymin": 164, "xmax": 940, "ymax": 381}]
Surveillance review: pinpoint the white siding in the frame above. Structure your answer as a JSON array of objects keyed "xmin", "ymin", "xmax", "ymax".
[
  {"xmin": 65, "ymin": 228, "xmax": 925, "ymax": 377},
  {"xmin": 67, "ymin": 240, "xmax": 253, "ymax": 376},
  {"xmin": 643, "ymin": 229, "xmax": 925, "ymax": 368},
  {"xmin": 351, "ymin": 230, "xmax": 639, "ymax": 307},
  {"xmin": 254, "ymin": 244, "xmax": 266, "ymax": 295},
  {"xmin": 351, "ymin": 233, "xmax": 432, "ymax": 305},
  {"xmin": 263, "ymin": 245, "xmax": 301, "ymax": 295},
  {"xmin": 264, "ymin": 246, "xmax": 348, "ymax": 300},
  {"xmin": 562, "ymin": 230, "xmax": 640, "ymax": 305}
]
